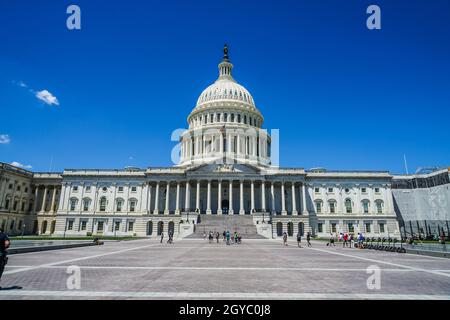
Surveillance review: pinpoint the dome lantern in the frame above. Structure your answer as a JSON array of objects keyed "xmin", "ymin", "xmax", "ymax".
[{"xmin": 218, "ymin": 44, "xmax": 234, "ymax": 81}]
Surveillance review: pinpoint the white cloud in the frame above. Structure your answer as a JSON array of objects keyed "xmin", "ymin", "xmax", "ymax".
[
  {"xmin": 10, "ymin": 161, "xmax": 32, "ymax": 169},
  {"xmin": 35, "ymin": 90, "xmax": 59, "ymax": 106},
  {"xmin": 0, "ymin": 134, "xmax": 10, "ymax": 144},
  {"xmin": 18, "ymin": 81, "xmax": 27, "ymax": 88}
]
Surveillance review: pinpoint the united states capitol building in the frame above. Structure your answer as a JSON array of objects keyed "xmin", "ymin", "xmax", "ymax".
[{"xmin": 1, "ymin": 47, "xmax": 449, "ymax": 239}]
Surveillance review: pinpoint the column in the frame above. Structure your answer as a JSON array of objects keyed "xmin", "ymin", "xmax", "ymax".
[
  {"xmin": 261, "ymin": 181, "xmax": 266, "ymax": 212},
  {"xmin": 33, "ymin": 186, "xmax": 39, "ymax": 212},
  {"xmin": 229, "ymin": 180, "xmax": 234, "ymax": 214},
  {"xmin": 147, "ymin": 183, "xmax": 152, "ymax": 214},
  {"xmin": 153, "ymin": 182, "xmax": 160, "ymax": 214},
  {"xmin": 50, "ymin": 186, "xmax": 57, "ymax": 213},
  {"xmin": 164, "ymin": 182, "xmax": 170, "ymax": 214},
  {"xmin": 185, "ymin": 181, "xmax": 190, "ymax": 211},
  {"xmin": 250, "ymin": 180, "xmax": 255, "ymax": 213},
  {"xmin": 196, "ymin": 180, "xmax": 200, "ymax": 212},
  {"xmin": 217, "ymin": 180, "xmax": 222, "ymax": 215},
  {"xmin": 270, "ymin": 182, "xmax": 275, "ymax": 212},
  {"xmin": 237, "ymin": 135, "xmax": 240, "ymax": 155},
  {"xmin": 302, "ymin": 183, "xmax": 309, "ymax": 215},
  {"xmin": 291, "ymin": 183, "xmax": 298, "ymax": 215},
  {"xmin": 40, "ymin": 185, "xmax": 48, "ymax": 212},
  {"xmin": 175, "ymin": 182, "xmax": 180, "ymax": 214},
  {"xmin": 239, "ymin": 180, "xmax": 244, "ymax": 215},
  {"xmin": 281, "ymin": 181, "xmax": 287, "ymax": 215},
  {"xmin": 206, "ymin": 180, "xmax": 212, "ymax": 214}
]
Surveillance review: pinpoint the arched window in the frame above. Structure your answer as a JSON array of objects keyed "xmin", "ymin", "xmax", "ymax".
[
  {"xmin": 231, "ymin": 113, "xmax": 234, "ymax": 122},
  {"xmin": 375, "ymin": 200, "xmax": 383, "ymax": 214},
  {"xmin": 237, "ymin": 114, "xmax": 241, "ymax": 123},
  {"xmin": 82, "ymin": 198, "xmax": 91, "ymax": 212},
  {"xmin": 129, "ymin": 198, "xmax": 138, "ymax": 212},
  {"xmin": 244, "ymin": 115, "xmax": 247, "ymax": 124},
  {"xmin": 345, "ymin": 199, "xmax": 352, "ymax": 213},
  {"xmin": 41, "ymin": 220, "xmax": 47, "ymax": 234},
  {"xmin": 315, "ymin": 200, "xmax": 323, "ymax": 213},
  {"xmin": 116, "ymin": 198, "xmax": 124, "ymax": 212},
  {"xmin": 361, "ymin": 199, "xmax": 370, "ymax": 214},
  {"xmin": 69, "ymin": 198, "xmax": 78, "ymax": 211},
  {"xmin": 157, "ymin": 221, "xmax": 164, "ymax": 235},
  {"xmin": 276, "ymin": 222, "xmax": 283, "ymax": 237},
  {"xmin": 168, "ymin": 221, "xmax": 175, "ymax": 234},
  {"xmin": 224, "ymin": 113, "xmax": 228, "ymax": 122},
  {"xmin": 147, "ymin": 221, "xmax": 153, "ymax": 236},
  {"xmin": 99, "ymin": 197, "xmax": 107, "ymax": 212},
  {"xmin": 298, "ymin": 222, "xmax": 304, "ymax": 236},
  {"xmin": 328, "ymin": 200, "xmax": 336, "ymax": 213}
]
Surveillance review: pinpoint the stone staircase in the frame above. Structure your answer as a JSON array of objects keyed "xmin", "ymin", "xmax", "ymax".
[{"xmin": 186, "ymin": 215, "xmax": 267, "ymax": 239}]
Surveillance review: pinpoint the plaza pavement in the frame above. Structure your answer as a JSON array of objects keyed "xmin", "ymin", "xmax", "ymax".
[{"xmin": 1, "ymin": 238, "xmax": 449, "ymax": 300}]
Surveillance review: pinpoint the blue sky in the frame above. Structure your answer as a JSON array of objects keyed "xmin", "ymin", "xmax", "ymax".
[{"xmin": 0, "ymin": 0, "xmax": 449, "ymax": 174}]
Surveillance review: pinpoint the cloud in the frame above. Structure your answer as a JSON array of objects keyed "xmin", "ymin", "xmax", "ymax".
[
  {"xmin": 0, "ymin": 134, "xmax": 10, "ymax": 144},
  {"xmin": 35, "ymin": 90, "xmax": 59, "ymax": 106},
  {"xmin": 18, "ymin": 81, "xmax": 27, "ymax": 88},
  {"xmin": 10, "ymin": 161, "xmax": 32, "ymax": 169}
]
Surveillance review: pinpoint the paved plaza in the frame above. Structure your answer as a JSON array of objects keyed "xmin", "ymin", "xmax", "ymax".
[{"xmin": 1, "ymin": 238, "xmax": 450, "ymax": 299}]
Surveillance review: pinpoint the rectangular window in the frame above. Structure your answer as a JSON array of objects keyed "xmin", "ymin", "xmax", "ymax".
[
  {"xmin": 363, "ymin": 202, "xmax": 369, "ymax": 213},
  {"xmin": 80, "ymin": 220, "xmax": 87, "ymax": 231},
  {"xmin": 331, "ymin": 223, "xmax": 337, "ymax": 233},
  {"xmin": 375, "ymin": 187, "xmax": 380, "ymax": 194},
  {"xmin": 128, "ymin": 221, "xmax": 134, "ymax": 231},
  {"xmin": 18, "ymin": 221, "xmax": 22, "ymax": 230},
  {"xmin": 83, "ymin": 200, "xmax": 89, "ymax": 211},
  {"xmin": 70, "ymin": 200, "xmax": 76, "ymax": 211},
  {"xmin": 13, "ymin": 201, "xmax": 18, "ymax": 210},
  {"xmin": 376, "ymin": 202, "xmax": 383, "ymax": 214},
  {"xmin": 318, "ymin": 223, "xmax": 323, "ymax": 233},
  {"xmin": 379, "ymin": 223, "xmax": 385, "ymax": 233},
  {"xmin": 86, "ymin": 186, "xmax": 91, "ymax": 192},
  {"xmin": 348, "ymin": 223, "xmax": 354, "ymax": 233},
  {"xmin": 330, "ymin": 202, "xmax": 335, "ymax": 213},
  {"xmin": 314, "ymin": 187, "xmax": 320, "ymax": 193},
  {"xmin": 73, "ymin": 186, "xmax": 78, "ymax": 192},
  {"xmin": 117, "ymin": 201, "xmax": 122, "ymax": 212},
  {"xmin": 131, "ymin": 186, "xmax": 137, "ymax": 192},
  {"xmin": 328, "ymin": 188, "xmax": 333, "ymax": 193},
  {"xmin": 361, "ymin": 187, "xmax": 367, "ymax": 194},
  {"xmin": 21, "ymin": 202, "xmax": 25, "ymax": 211},
  {"xmin": 130, "ymin": 201, "xmax": 136, "ymax": 212},
  {"xmin": 118, "ymin": 186, "xmax": 124, "ymax": 192},
  {"xmin": 365, "ymin": 223, "xmax": 371, "ymax": 233},
  {"xmin": 114, "ymin": 221, "xmax": 121, "ymax": 231},
  {"xmin": 97, "ymin": 221, "xmax": 104, "ymax": 232},
  {"xmin": 17, "ymin": 185, "xmax": 21, "ymax": 191},
  {"xmin": 67, "ymin": 220, "xmax": 74, "ymax": 231},
  {"xmin": 316, "ymin": 202, "xmax": 321, "ymax": 213}
]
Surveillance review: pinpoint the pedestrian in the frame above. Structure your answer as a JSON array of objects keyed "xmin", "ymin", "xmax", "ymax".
[
  {"xmin": 283, "ymin": 232, "xmax": 288, "ymax": 246},
  {"xmin": 306, "ymin": 232, "xmax": 312, "ymax": 247},
  {"xmin": 343, "ymin": 232, "xmax": 348, "ymax": 248},
  {"xmin": 226, "ymin": 230, "xmax": 231, "ymax": 245},
  {"xmin": 349, "ymin": 234, "xmax": 354, "ymax": 248},
  {"xmin": 0, "ymin": 228, "xmax": 10, "ymax": 289},
  {"xmin": 208, "ymin": 231, "xmax": 213, "ymax": 244},
  {"xmin": 223, "ymin": 230, "xmax": 226, "ymax": 242},
  {"xmin": 216, "ymin": 232, "xmax": 220, "ymax": 243},
  {"xmin": 296, "ymin": 231, "xmax": 302, "ymax": 248},
  {"xmin": 203, "ymin": 232, "xmax": 207, "ymax": 240},
  {"xmin": 330, "ymin": 233, "xmax": 335, "ymax": 246},
  {"xmin": 160, "ymin": 231, "xmax": 164, "ymax": 243}
]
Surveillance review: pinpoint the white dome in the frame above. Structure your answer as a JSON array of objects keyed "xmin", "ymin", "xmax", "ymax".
[{"xmin": 195, "ymin": 78, "xmax": 255, "ymax": 108}]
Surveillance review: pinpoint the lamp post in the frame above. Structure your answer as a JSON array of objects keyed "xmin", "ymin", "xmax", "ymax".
[{"xmin": 21, "ymin": 223, "xmax": 26, "ymax": 239}]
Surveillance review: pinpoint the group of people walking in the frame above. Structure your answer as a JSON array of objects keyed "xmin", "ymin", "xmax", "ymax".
[
  {"xmin": 160, "ymin": 230, "xmax": 174, "ymax": 244},
  {"xmin": 282, "ymin": 231, "xmax": 312, "ymax": 248},
  {"xmin": 327, "ymin": 232, "xmax": 365, "ymax": 248},
  {"xmin": 203, "ymin": 230, "xmax": 242, "ymax": 245}
]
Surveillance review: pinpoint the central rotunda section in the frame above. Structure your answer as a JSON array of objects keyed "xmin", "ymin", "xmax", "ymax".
[{"xmin": 178, "ymin": 45, "xmax": 271, "ymax": 167}]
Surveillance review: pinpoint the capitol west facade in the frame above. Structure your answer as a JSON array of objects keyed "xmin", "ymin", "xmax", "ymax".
[{"xmin": 0, "ymin": 47, "xmax": 401, "ymax": 239}]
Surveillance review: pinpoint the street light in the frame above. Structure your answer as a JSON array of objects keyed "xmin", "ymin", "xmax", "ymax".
[{"xmin": 21, "ymin": 223, "xmax": 26, "ymax": 239}]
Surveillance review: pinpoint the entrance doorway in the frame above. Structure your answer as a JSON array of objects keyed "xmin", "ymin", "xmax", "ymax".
[
  {"xmin": 276, "ymin": 222, "xmax": 283, "ymax": 237},
  {"xmin": 221, "ymin": 199, "xmax": 229, "ymax": 214}
]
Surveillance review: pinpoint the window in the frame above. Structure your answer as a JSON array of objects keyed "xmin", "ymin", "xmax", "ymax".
[
  {"xmin": 83, "ymin": 199, "xmax": 90, "ymax": 211},
  {"xmin": 345, "ymin": 199, "xmax": 352, "ymax": 213},
  {"xmin": 376, "ymin": 201, "xmax": 383, "ymax": 214},
  {"xmin": 70, "ymin": 198, "xmax": 77, "ymax": 211},
  {"xmin": 345, "ymin": 188, "xmax": 350, "ymax": 193},
  {"xmin": 86, "ymin": 186, "xmax": 91, "ymax": 192},
  {"xmin": 73, "ymin": 186, "xmax": 78, "ymax": 192},
  {"xmin": 116, "ymin": 200, "xmax": 123, "ymax": 212},
  {"xmin": 365, "ymin": 223, "xmax": 371, "ymax": 233},
  {"xmin": 80, "ymin": 220, "xmax": 87, "ymax": 231},
  {"xmin": 129, "ymin": 200, "xmax": 136, "ymax": 212},
  {"xmin": 318, "ymin": 223, "xmax": 323, "ymax": 233},
  {"xmin": 329, "ymin": 201, "xmax": 336, "ymax": 213},
  {"xmin": 314, "ymin": 187, "xmax": 320, "ymax": 193},
  {"xmin": 315, "ymin": 201, "xmax": 322, "ymax": 213},
  {"xmin": 375, "ymin": 187, "xmax": 380, "ymax": 194},
  {"xmin": 97, "ymin": 221, "xmax": 104, "ymax": 232},
  {"xmin": 13, "ymin": 201, "xmax": 18, "ymax": 210},
  {"xmin": 361, "ymin": 187, "xmax": 367, "ymax": 194},
  {"xmin": 5, "ymin": 199, "xmax": 10, "ymax": 209},
  {"xmin": 348, "ymin": 223, "xmax": 354, "ymax": 233},
  {"xmin": 328, "ymin": 187, "xmax": 333, "ymax": 193},
  {"xmin": 128, "ymin": 221, "xmax": 134, "ymax": 231},
  {"xmin": 131, "ymin": 186, "xmax": 137, "ymax": 192},
  {"xmin": 8, "ymin": 184, "xmax": 12, "ymax": 190},
  {"xmin": 18, "ymin": 221, "xmax": 23, "ymax": 230},
  {"xmin": 99, "ymin": 197, "xmax": 107, "ymax": 212},
  {"xmin": 379, "ymin": 223, "xmax": 385, "ymax": 233},
  {"xmin": 67, "ymin": 220, "xmax": 74, "ymax": 231},
  {"xmin": 17, "ymin": 185, "xmax": 21, "ymax": 191},
  {"xmin": 331, "ymin": 223, "xmax": 337, "ymax": 233},
  {"xmin": 362, "ymin": 201, "xmax": 369, "ymax": 214},
  {"xmin": 24, "ymin": 187, "xmax": 28, "ymax": 193},
  {"xmin": 114, "ymin": 221, "xmax": 121, "ymax": 231},
  {"xmin": 21, "ymin": 202, "xmax": 25, "ymax": 211},
  {"xmin": 10, "ymin": 220, "xmax": 15, "ymax": 230},
  {"xmin": 118, "ymin": 186, "xmax": 124, "ymax": 192},
  {"xmin": 102, "ymin": 187, "xmax": 107, "ymax": 192}
]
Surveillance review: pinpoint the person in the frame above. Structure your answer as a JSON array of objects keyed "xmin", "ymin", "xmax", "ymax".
[
  {"xmin": 338, "ymin": 232, "xmax": 343, "ymax": 242},
  {"xmin": 328, "ymin": 233, "xmax": 335, "ymax": 247},
  {"xmin": 306, "ymin": 232, "xmax": 312, "ymax": 247},
  {"xmin": 167, "ymin": 230, "xmax": 173, "ymax": 244},
  {"xmin": 282, "ymin": 232, "xmax": 288, "ymax": 246},
  {"xmin": 234, "ymin": 231, "xmax": 238, "ymax": 244},
  {"xmin": 343, "ymin": 232, "xmax": 348, "ymax": 248},
  {"xmin": 440, "ymin": 233, "xmax": 446, "ymax": 245},
  {"xmin": 203, "ymin": 232, "xmax": 207, "ymax": 240},
  {"xmin": 223, "ymin": 230, "xmax": 226, "ymax": 242},
  {"xmin": 296, "ymin": 231, "xmax": 302, "ymax": 248},
  {"xmin": 0, "ymin": 228, "xmax": 11, "ymax": 289},
  {"xmin": 226, "ymin": 230, "xmax": 231, "ymax": 245},
  {"xmin": 349, "ymin": 234, "xmax": 354, "ymax": 248},
  {"xmin": 216, "ymin": 232, "xmax": 220, "ymax": 244},
  {"xmin": 208, "ymin": 231, "xmax": 213, "ymax": 244}
]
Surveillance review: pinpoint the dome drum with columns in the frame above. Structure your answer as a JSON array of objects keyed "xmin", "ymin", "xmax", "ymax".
[{"xmin": 179, "ymin": 45, "xmax": 270, "ymax": 168}]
